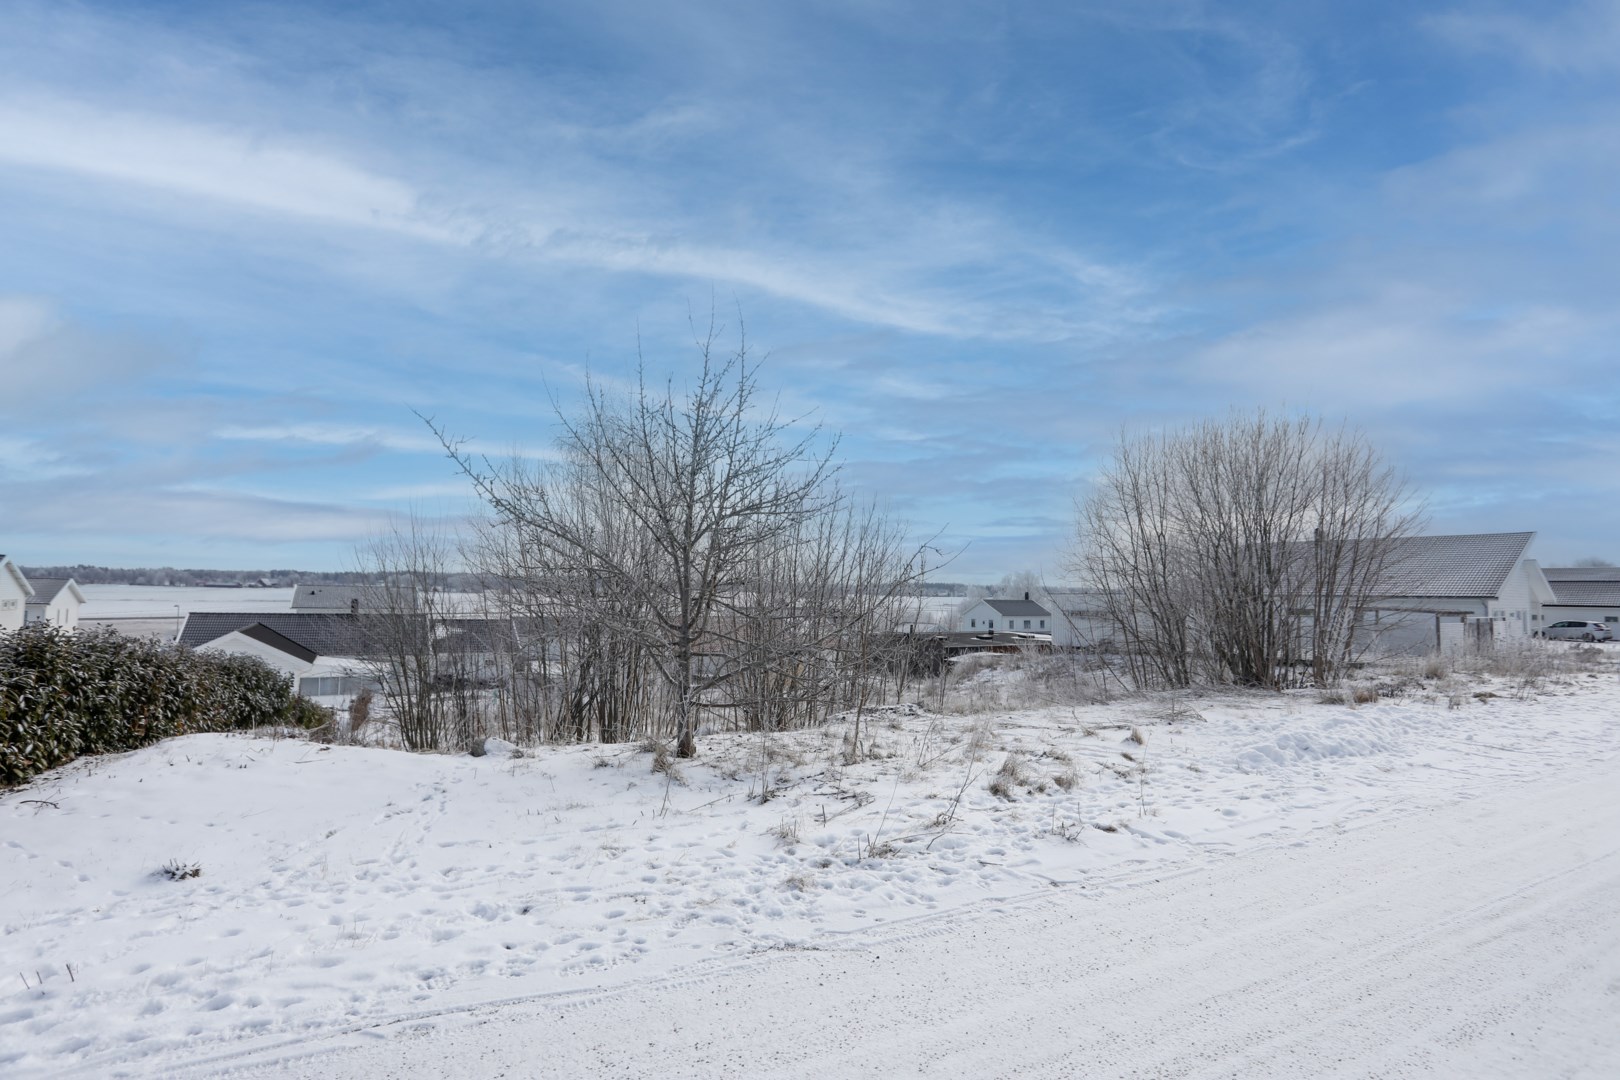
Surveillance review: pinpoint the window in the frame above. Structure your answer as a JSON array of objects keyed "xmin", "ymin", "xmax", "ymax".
[
  {"xmin": 988, "ymin": 620, "xmax": 994, "ymax": 629},
  {"xmin": 1607, "ymin": 616, "xmax": 1619, "ymax": 623},
  {"xmin": 1040, "ymin": 619, "xmax": 1046, "ymax": 628},
  {"xmin": 970, "ymin": 619, "xmax": 976, "ymax": 628},
  {"xmin": 1023, "ymin": 619, "xmax": 1031, "ymax": 629}
]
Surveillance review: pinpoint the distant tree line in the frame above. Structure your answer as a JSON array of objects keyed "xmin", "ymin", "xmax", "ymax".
[{"xmin": 17, "ymin": 566, "xmax": 490, "ymax": 589}]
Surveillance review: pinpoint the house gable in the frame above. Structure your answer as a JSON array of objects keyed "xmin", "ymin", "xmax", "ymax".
[{"xmin": 0, "ymin": 555, "xmax": 35, "ymax": 631}]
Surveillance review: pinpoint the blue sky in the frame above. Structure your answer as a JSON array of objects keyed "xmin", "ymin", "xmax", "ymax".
[{"xmin": 2, "ymin": 0, "xmax": 1617, "ymax": 580}]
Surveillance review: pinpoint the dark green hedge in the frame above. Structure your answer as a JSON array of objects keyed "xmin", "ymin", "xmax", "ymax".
[{"xmin": 0, "ymin": 624, "xmax": 329, "ymax": 787}]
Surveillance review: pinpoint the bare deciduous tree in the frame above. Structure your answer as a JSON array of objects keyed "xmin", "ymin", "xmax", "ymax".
[
  {"xmin": 355, "ymin": 516, "xmax": 455, "ymax": 750},
  {"xmin": 1073, "ymin": 412, "xmax": 1423, "ymax": 689},
  {"xmin": 435, "ymin": 322, "xmax": 926, "ymax": 756}
]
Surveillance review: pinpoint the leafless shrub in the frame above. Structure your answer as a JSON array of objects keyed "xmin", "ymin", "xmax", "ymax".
[
  {"xmin": 1072, "ymin": 412, "xmax": 1423, "ymax": 690},
  {"xmin": 434, "ymin": 322, "xmax": 932, "ymax": 758}
]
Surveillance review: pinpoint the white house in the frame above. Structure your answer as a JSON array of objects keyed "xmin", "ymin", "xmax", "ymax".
[
  {"xmin": 1538, "ymin": 567, "xmax": 1620, "ymax": 629},
  {"xmin": 0, "ymin": 555, "xmax": 34, "ymax": 632},
  {"xmin": 959, "ymin": 593, "xmax": 1052, "ymax": 635},
  {"xmin": 24, "ymin": 578, "xmax": 86, "ymax": 630}
]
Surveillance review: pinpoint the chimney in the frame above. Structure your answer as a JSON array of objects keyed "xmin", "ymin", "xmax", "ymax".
[
  {"xmin": 1024, "ymin": 591, "xmax": 1029, "ymax": 601},
  {"xmin": 350, "ymin": 598, "xmax": 360, "ymax": 616}
]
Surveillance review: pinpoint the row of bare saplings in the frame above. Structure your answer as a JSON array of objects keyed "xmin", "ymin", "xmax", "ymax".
[
  {"xmin": 357, "ymin": 340, "xmax": 937, "ymax": 755},
  {"xmin": 352, "ymin": 511, "xmax": 936, "ymax": 753}
]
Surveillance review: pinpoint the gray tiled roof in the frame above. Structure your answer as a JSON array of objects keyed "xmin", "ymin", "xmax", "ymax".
[
  {"xmin": 290, "ymin": 584, "xmax": 412, "ymax": 612},
  {"xmin": 1545, "ymin": 581, "xmax": 1620, "ymax": 607},
  {"xmin": 1376, "ymin": 532, "xmax": 1535, "ymax": 598},
  {"xmin": 233, "ymin": 623, "xmax": 319, "ymax": 664},
  {"xmin": 980, "ymin": 598, "xmax": 1052, "ymax": 617},
  {"xmin": 1543, "ymin": 567, "xmax": 1620, "ymax": 582},
  {"xmin": 179, "ymin": 612, "xmax": 367, "ymax": 656},
  {"xmin": 23, "ymin": 579, "xmax": 71, "ymax": 605}
]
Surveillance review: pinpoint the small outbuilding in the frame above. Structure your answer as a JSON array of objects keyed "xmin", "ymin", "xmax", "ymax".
[
  {"xmin": 1538, "ymin": 567, "xmax": 1620, "ymax": 629},
  {"xmin": 24, "ymin": 578, "xmax": 86, "ymax": 631}
]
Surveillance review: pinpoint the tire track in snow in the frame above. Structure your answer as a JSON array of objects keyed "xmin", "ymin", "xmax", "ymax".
[{"xmin": 161, "ymin": 761, "xmax": 1620, "ymax": 1079}]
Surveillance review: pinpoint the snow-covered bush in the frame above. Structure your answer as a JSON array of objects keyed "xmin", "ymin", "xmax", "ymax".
[{"xmin": 0, "ymin": 624, "xmax": 325, "ymax": 787}]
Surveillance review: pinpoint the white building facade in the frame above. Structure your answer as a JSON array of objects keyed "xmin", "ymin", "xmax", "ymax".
[
  {"xmin": 0, "ymin": 556, "xmax": 34, "ymax": 632},
  {"xmin": 24, "ymin": 578, "xmax": 86, "ymax": 630},
  {"xmin": 959, "ymin": 595, "xmax": 1052, "ymax": 635}
]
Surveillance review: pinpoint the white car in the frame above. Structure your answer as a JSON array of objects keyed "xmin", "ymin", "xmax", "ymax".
[{"xmin": 1542, "ymin": 620, "xmax": 1614, "ymax": 642}]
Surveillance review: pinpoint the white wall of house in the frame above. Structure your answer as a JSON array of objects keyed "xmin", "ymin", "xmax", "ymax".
[
  {"xmin": 24, "ymin": 583, "xmax": 85, "ymax": 630},
  {"xmin": 0, "ymin": 559, "xmax": 32, "ymax": 632},
  {"xmin": 958, "ymin": 600, "xmax": 1052, "ymax": 635},
  {"xmin": 201, "ymin": 631, "xmax": 315, "ymax": 680},
  {"xmin": 1485, "ymin": 560, "xmax": 1544, "ymax": 640},
  {"xmin": 959, "ymin": 600, "xmax": 996, "ymax": 632},
  {"xmin": 1050, "ymin": 610, "xmax": 1116, "ymax": 649}
]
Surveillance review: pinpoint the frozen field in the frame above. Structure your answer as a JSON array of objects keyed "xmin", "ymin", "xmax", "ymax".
[
  {"xmin": 78, "ymin": 586, "xmax": 298, "ymax": 620},
  {"xmin": 3, "ymin": 656, "xmax": 1619, "ymax": 1077}
]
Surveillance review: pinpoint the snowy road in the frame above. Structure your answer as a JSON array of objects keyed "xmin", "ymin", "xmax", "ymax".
[{"xmin": 179, "ymin": 759, "xmax": 1620, "ymax": 1079}]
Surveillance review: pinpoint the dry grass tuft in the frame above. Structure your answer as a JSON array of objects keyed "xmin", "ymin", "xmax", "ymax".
[{"xmin": 987, "ymin": 752, "xmax": 1030, "ymax": 800}]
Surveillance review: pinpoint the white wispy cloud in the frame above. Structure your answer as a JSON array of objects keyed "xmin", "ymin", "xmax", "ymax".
[
  {"xmin": 1189, "ymin": 292, "xmax": 1595, "ymax": 408},
  {"xmin": 0, "ymin": 96, "xmax": 457, "ymax": 241},
  {"xmin": 212, "ymin": 422, "xmax": 561, "ymax": 464},
  {"xmin": 1427, "ymin": 0, "xmax": 1620, "ymax": 75},
  {"xmin": 212, "ymin": 423, "xmax": 448, "ymax": 454}
]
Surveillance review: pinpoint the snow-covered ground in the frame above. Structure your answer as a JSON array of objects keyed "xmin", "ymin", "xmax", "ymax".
[{"xmin": 3, "ymin": 655, "xmax": 1619, "ymax": 1077}]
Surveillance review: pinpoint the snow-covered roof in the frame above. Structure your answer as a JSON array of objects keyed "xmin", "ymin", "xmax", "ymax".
[{"xmin": 290, "ymin": 583, "xmax": 430, "ymax": 613}]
